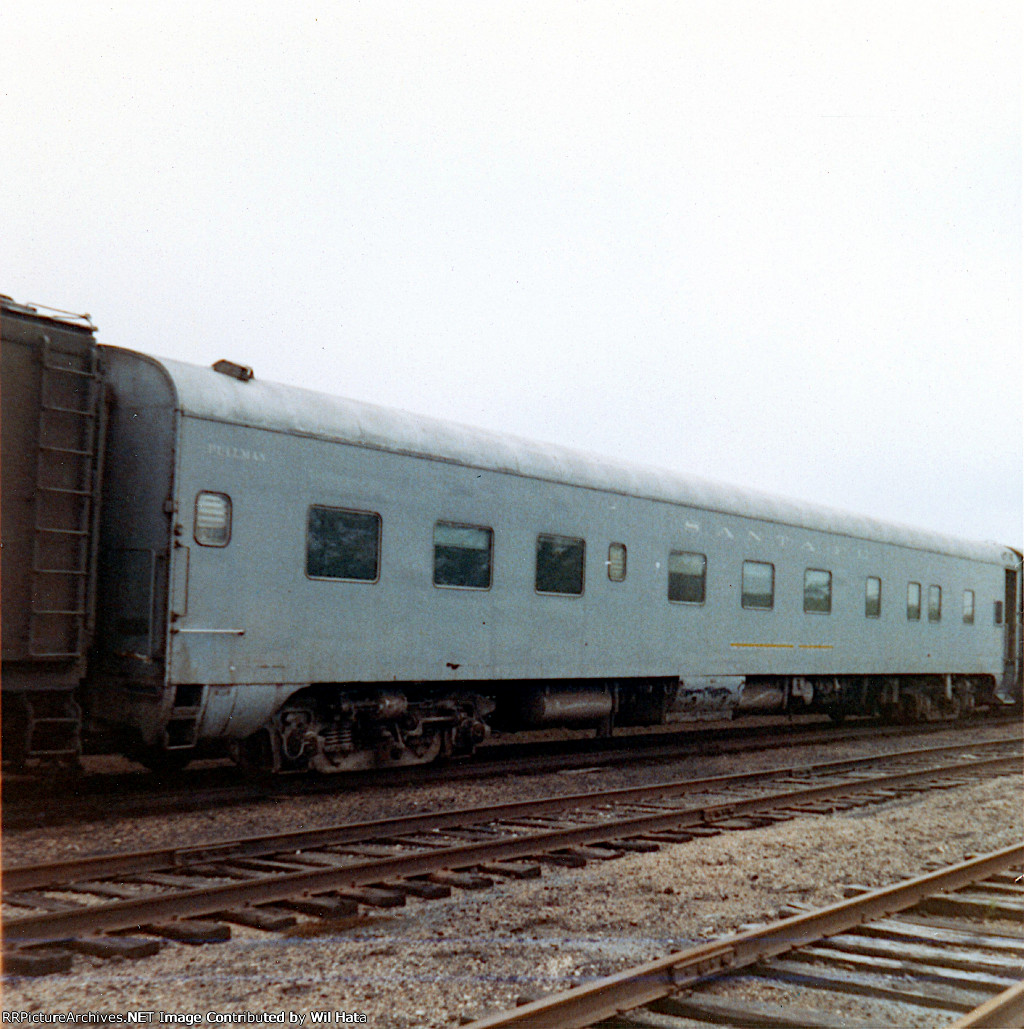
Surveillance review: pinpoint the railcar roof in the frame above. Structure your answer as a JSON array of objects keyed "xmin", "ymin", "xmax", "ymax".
[{"xmin": 153, "ymin": 354, "xmax": 1010, "ymax": 565}]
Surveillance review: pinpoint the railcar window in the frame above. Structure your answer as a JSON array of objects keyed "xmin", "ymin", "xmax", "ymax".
[
  {"xmin": 433, "ymin": 522, "xmax": 492, "ymax": 589},
  {"xmin": 536, "ymin": 534, "xmax": 585, "ymax": 595},
  {"xmin": 194, "ymin": 491, "xmax": 232, "ymax": 547},
  {"xmin": 963, "ymin": 589, "xmax": 975, "ymax": 624},
  {"xmin": 607, "ymin": 542, "xmax": 627, "ymax": 582},
  {"xmin": 907, "ymin": 582, "xmax": 921, "ymax": 621},
  {"xmin": 306, "ymin": 506, "xmax": 380, "ymax": 582},
  {"xmin": 928, "ymin": 585, "xmax": 942, "ymax": 623},
  {"xmin": 741, "ymin": 560, "xmax": 774, "ymax": 610},
  {"xmin": 668, "ymin": 551, "xmax": 706, "ymax": 603},
  {"xmin": 865, "ymin": 576, "xmax": 881, "ymax": 618},
  {"xmin": 994, "ymin": 600, "xmax": 1004, "ymax": 625},
  {"xmin": 804, "ymin": 569, "xmax": 832, "ymax": 614}
]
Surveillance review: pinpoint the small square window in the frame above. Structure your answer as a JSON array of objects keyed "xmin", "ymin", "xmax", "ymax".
[
  {"xmin": 536, "ymin": 534, "xmax": 585, "ymax": 595},
  {"xmin": 194, "ymin": 491, "xmax": 231, "ymax": 547},
  {"xmin": 962, "ymin": 589, "xmax": 975, "ymax": 624},
  {"xmin": 433, "ymin": 522, "xmax": 492, "ymax": 589},
  {"xmin": 742, "ymin": 561, "xmax": 774, "ymax": 610},
  {"xmin": 865, "ymin": 577, "xmax": 881, "ymax": 618},
  {"xmin": 607, "ymin": 543, "xmax": 627, "ymax": 582},
  {"xmin": 907, "ymin": 582, "xmax": 921, "ymax": 621},
  {"xmin": 669, "ymin": 551, "xmax": 706, "ymax": 603},
  {"xmin": 306, "ymin": 506, "xmax": 380, "ymax": 581}
]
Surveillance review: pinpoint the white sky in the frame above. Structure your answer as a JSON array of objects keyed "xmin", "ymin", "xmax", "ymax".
[{"xmin": 3, "ymin": 1, "xmax": 1021, "ymax": 545}]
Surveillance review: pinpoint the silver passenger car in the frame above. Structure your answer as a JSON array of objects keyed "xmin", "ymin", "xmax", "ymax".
[{"xmin": 85, "ymin": 347, "xmax": 1022, "ymax": 772}]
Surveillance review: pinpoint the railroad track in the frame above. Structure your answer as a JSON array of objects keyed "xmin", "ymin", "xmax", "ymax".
[
  {"xmin": 461, "ymin": 845, "xmax": 1024, "ymax": 1029},
  {"xmin": 5, "ymin": 714, "xmax": 1020, "ymax": 831},
  {"xmin": 3, "ymin": 734, "xmax": 1019, "ymax": 977}
]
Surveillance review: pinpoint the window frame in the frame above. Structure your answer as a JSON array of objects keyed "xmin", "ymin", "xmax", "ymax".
[
  {"xmin": 865, "ymin": 576, "xmax": 882, "ymax": 619},
  {"xmin": 432, "ymin": 520, "xmax": 494, "ymax": 591},
  {"xmin": 741, "ymin": 560, "xmax": 775, "ymax": 611},
  {"xmin": 668, "ymin": 550, "xmax": 707, "ymax": 605},
  {"xmin": 907, "ymin": 581, "xmax": 922, "ymax": 621},
  {"xmin": 305, "ymin": 504, "xmax": 382, "ymax": 583},
  {"xmin": 607, "ymin": 542, "xmax": 627, "ymax": 582},
  {"xmin": 928, "ymin": 585, "xmax": 942, "ymax": 623},
  {"xmin": 193, "ymin": 491, "xmax": 232, "ymax": 547},
  {"xmin": 803, "ymin": 568, "xmax": 833, "ymax": 615},
  {"xmin": 534, "ymin": 533, "xmax": 586, "ymax": 597},
  {"xmin": 962, "ymin": 589, "xmax": 975, "ymax": 625}
]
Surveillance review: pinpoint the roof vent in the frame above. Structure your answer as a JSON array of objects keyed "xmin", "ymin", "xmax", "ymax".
[{"xmin": 212, "ymin": 359, "xmax": 254, "ymax": 382}]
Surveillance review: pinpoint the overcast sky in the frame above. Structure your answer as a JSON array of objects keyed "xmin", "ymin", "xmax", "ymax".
[{"xmin": 4, "ymin": 1, "xmax": 1020, "ymax": 546}]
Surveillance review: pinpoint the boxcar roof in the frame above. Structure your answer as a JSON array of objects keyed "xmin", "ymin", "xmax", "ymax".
[{"xmin": 154, "ymin": 354, "xmax": 1011, "ymax": 565}]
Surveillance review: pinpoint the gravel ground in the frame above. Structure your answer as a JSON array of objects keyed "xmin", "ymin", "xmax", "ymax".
[{"xmin": 3, "ymin": 726, "xmax": 1021, "ymax": 1028}]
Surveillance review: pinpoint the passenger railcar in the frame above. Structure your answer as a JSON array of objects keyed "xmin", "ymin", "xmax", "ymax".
[
  {"xmin": 2, "ymin": 296, "xmax": 1021, "ymax": 773},
  {"xmin": 87, "ymin": 344, "xmax": 1021, "ymax": 773}
]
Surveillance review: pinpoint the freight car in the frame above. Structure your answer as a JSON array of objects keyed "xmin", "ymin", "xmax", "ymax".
[
  {"xmin": 0, "ymin": 298, "xmax": 105, "ymax": 768},
  {"xmin": 2, "ymin": 296, "xmax": 1021, "ymax": 773}
]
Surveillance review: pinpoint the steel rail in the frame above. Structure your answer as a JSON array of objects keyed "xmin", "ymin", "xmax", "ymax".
[
  {"xmin": 6, "ymin": 714, "xmax": 1019, "ymax": 834},
  {"xmin": 5, "ymin": 735, "xmax": 1018, "ymax": 893},
  {"xmin": 4, "ymin": 753, "xmax": 1019, "ymax": 945},
  {"xmin": 950, "ymin": 981, "xmax": 1024, "ymax": 1028},
  {"xmin": 461, "ymin": 845, "xmax": 1024, "ymax": 1029}
]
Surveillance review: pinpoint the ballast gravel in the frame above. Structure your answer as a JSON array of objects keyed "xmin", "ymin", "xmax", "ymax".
[{"xmin": 3, "ymin": 726, "xmax": 1021, "ymax": 1028}]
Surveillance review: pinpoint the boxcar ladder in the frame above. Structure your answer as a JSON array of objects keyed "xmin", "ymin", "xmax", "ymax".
[{"xmin": 24, "ymin": 339, "xmax": 105, "ymax": 759}]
